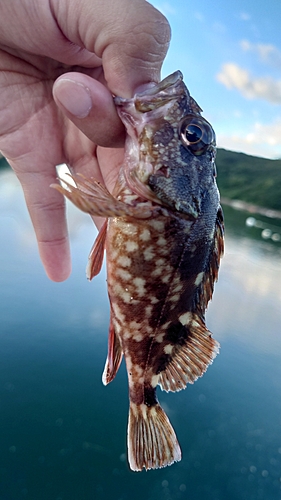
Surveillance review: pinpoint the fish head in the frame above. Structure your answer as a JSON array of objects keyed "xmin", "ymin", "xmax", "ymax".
[{"xmin": 114, "ymin": 71, "xmax": 218, "ymax": 218}]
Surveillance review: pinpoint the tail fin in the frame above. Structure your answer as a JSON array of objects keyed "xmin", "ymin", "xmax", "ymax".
[{"xmin": 128, "ymin": 402, "xmax": 181, "ymax": 471}]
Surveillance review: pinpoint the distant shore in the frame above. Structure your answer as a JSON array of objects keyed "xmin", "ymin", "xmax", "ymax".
[
  {"xmin": 1, "ymin": 152, "xmax": 281, "ymax": 220},
  {"xmin": 221, "ymin": 197, "xmax": 281, "ymax": 220}
]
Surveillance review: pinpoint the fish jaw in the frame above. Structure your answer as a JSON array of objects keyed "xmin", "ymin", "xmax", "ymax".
[
  {"xmin": 113, "ymin": 71, "xmax": 188, "ymax": 191},
  {"xmin": 114, "ymin": 71, "xmax": 186, "ymax": 142},
  {"xmin": 114, "ymin": 71, "xmax": 218, "ymax": 220},
  {"xmin": 114, "ymin": 70, "xmax": 186, "ymax": 115}
]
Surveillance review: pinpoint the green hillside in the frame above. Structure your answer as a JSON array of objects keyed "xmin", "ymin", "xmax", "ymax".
[
  {"xmin": 216, "ymin": 149, "xmax": 281, "ymax": 211},
  {"xmin": 1, "ymin": 149, "xmax": 281, "ymax": 211}
]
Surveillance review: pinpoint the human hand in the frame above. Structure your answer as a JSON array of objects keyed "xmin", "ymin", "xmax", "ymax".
[{"xmin": 0, "ymin": 0, "xmax": 170, "ymax": 281}]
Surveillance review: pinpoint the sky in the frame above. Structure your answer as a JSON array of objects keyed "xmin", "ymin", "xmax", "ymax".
[{"xmin": 151, "ymin": 0, "xmax": 281, "ymax": 159}]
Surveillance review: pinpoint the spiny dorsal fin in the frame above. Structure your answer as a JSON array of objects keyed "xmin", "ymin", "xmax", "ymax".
[
  {"xmin": 158, "ymin": 208, "xmax": 223, "ymax": 393},
  {"xmin": 192, "ymin": 206, "xmax": 224, "ymax": 318}
]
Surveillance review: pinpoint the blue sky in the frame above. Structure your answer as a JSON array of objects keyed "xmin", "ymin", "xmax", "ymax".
[{"xmin": 151, "ymin": 0, "xmax": 281, "ymax": 159}]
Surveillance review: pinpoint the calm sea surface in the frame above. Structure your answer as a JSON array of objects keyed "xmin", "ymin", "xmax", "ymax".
[{"xmin": 1, "ymin": 168, "xmax": 281, "ymax": 500}]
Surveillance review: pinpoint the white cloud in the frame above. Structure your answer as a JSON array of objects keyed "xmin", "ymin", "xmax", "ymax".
[
  {"xmin": 240, "ymin": 40, "xmax": 281, "ymax": 70},
  {"xmin": 217, "ymin": 63, "xmax": 281, "ymax": 104},
  {"xmin": 239, "ymin": 12, "xmax": 251, "ymax": 21},
  {"xmin": 217, "ymin": 118, "xmax": 281, "ymax": 158}
]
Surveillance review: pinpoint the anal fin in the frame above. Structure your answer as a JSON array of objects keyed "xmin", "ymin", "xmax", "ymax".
[
  {"xmin": 102, "ymin": 315, "xmax": 123, "ymax": 386},
  {"xmin": 159, "ymin": 316, "xmax": 219, "ymax": 392},
  {"xmin": 86, "ymin": 221, "xmax": 107, "ymax": 280},
  {"xmin": 128, "ymin": 402, "xmax": 181, "ymax": 471}
]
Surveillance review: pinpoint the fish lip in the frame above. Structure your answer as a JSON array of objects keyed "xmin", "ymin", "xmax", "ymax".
[
  {"xmin": 135, "ymin": 70, "xmax": 183, "ymax": 97},
  {"xmin": 114, "ymin": 70, "xmax": 184, "ymax": 107}
]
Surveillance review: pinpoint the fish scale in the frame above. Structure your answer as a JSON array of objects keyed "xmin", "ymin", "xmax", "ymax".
[{"xmin": 52, "ymin": 70, "xmax": 224, "ymax": 472}]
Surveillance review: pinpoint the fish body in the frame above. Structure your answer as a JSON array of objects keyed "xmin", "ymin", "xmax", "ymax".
[{"xmin": 53, "ymin": 71, "xmax": 224, "ymax": 471}]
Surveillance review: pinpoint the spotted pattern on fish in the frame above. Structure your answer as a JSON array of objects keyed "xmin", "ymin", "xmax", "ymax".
[{"xmin": 52, "ymin": 71, "xmax": 224, "ymax": 472}]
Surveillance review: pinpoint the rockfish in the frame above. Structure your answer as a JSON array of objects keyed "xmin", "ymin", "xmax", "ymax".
[{"xmin": 53, "ymin": 71, "xmax": 224, "ymax": 471}]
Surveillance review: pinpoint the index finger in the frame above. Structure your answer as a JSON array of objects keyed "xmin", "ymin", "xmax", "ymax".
[
  {"xmin": 52, "ymin": 0, "xmax": 171, "ymax": 97},
  {"xmin": 10, "ymin": 155, "xmax": 72, "ymax": 282}
]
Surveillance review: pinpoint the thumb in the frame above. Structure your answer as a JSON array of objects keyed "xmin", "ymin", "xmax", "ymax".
[
  {"xmin": 53, "ymin": 73, "xmax": 125, "ymax": 148},
  {"xmin": 52, "ymin": 0, "xmax": 171, "ymax": 97}
]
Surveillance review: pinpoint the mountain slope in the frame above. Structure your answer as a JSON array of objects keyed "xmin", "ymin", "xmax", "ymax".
[
  {"xmin": 1, "ymin": 149, "xmax": 281, "ymax": 211},
  {"xmin": 216, "ymin": 149, "xmax": 281, "ymax": 211}
]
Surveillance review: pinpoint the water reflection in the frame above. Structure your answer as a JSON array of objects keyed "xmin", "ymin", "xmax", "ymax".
[
  {"xmin": 0, "ymin": 168, "xmax": 281, "ymax": 500},
  {"xmin": 246, "ymin": 217, "xmax": 281, "ymax": 243}
]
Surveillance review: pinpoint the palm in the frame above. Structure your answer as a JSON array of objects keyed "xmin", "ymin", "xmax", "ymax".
[
  {"xmin": 0, "ymin": 53, "xmax": 122, "ymax": 190},
  {"xmin": 0, "ymin": 50, "xmax": 124, "ymax": 280},
  {"xmin": 0, "ymin": 0, "xmax": 169, "ymax": 281}
]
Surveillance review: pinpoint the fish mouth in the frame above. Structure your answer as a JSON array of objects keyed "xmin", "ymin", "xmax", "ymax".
[
  {"xmin": 114, "ymin": 70, "xmax": 186, "ymax": 112},
  {"xmin": 135, "ymin": 70, "xmax": 183, "ymax": 97}
]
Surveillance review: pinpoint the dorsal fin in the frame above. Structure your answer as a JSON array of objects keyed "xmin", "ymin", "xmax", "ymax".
[
  {"xmin": 194, "ymin": 206, "xmax": 224, "ymax": 316},
  {"xmin": 158, "ymin": 315, "xmax": 219, "ymax": 392},
  {"xmin": 159, "ymin": 207, "xmax": 224, "ymax": 393}
]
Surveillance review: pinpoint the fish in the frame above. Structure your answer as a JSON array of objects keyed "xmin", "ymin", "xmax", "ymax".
[{"xmin": 52, "ymin": 70, "xmax": 224, "ymax": 472}]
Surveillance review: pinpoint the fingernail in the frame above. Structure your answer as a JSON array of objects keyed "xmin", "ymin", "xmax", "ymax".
[{"xmin": 54, "ymin": 79, "xmax": 92, "ymax": 118}]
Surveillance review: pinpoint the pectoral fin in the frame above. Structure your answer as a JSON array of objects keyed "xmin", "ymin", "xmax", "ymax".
[{"xmin": 51, "ymin": 174, "xmax": 153, "ymax": 219}]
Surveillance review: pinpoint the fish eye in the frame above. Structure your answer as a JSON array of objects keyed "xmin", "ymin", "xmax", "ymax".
[
  {"xmin": 184, "ymin": 124, "xmax": 203, "ymax": 144},
  {"xmin": 179, "ymin": 115, "xmax": 216, "ymax": 156}
]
